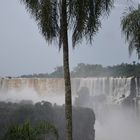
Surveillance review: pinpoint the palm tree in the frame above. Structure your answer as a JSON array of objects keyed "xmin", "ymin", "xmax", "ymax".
[
  {"xmin": 121, "ymin": 4, "xmax": 140, "ymax": 59},
  {"xmin": 19, "ymin": 0, "xmax": 114, "ymax": 140},
  {"xmin": 3, "ymin": 121, "xmax": 58, "ymax": 140}
]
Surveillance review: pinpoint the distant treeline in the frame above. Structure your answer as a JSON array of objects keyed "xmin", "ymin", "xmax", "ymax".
[{"xmin": 20, "ymin": 62, "xmax": 140, "ymax": 78}]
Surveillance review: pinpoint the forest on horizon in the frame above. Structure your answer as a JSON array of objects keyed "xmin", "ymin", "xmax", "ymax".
[{"xmin": 19, "ymin": 62, "xmax": 140, "ymax": 78}]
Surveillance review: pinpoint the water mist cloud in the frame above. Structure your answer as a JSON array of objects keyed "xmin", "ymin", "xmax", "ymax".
[
  {"xmin": 0, "ymin": 88, "xmax": 65, "ymax": 105},
  {"xmin": 95, "ymin": 108, "xmax": 140, "ymax": 140}
]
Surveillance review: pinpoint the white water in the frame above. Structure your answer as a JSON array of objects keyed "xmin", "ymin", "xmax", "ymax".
[
  {"xmin": 0, "ymin": 77, "xmax": 133, "ymax": 104},
  {"xmin": 95, "ymin": 109, "xmax": 140, "ymax": 140},
  {"xmin": 0, "ymin": 78, "xmax": 65, "ymax": 104},
  {"xmin": 0, "ymin": 77, "xmax": 140, "ymax": 140},
  {"xmin": 77, "ymin": 77, "xmax": 132, "ymax": 104}
]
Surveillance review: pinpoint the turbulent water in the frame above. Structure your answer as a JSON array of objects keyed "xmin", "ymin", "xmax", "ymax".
[
  {"xmin": 0, "ymin": 78, "xmax": 78, "ymax": 104},
  {"xmin": 0, "ymin": 77, "xmax": 140, "ymax": 140},
  {"xmin": 77, "ymin": 77, "xmax": 133, "ymax": 103},
  {"xmin": 0, "ymin": 77, "xmax": 135, "ymax": 103}
]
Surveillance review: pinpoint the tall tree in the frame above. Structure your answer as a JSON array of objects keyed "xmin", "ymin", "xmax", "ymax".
[
  {"xmin": 121, "ymin": 4, "xmax": 140, "ymax": 59},
  {"xmin": 20, "ymin": 0, "xmax": 114, "ymax": 140}
]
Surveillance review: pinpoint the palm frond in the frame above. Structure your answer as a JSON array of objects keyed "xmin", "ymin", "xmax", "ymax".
[
  {"xmin": 121, "ymin": 5, "xmax": 140, "ymax": 58},
  {"xmin": 39, "ymin": 0, "xmax": 59, "ymax": 42},
  {"xmin": 20, "ymin": 0, "xmax": 114, "ymax": 48},
  {"xmin": 20, "ymin": 0, "xmax": 59, "ymax": 43},
  {"xmin": 20, "ymin": 0, "xmax": 40, "ymax": 18},
  {"xmin": 71, "ymin": 0, "xmax": 114, "ymax": 47},
  {"xmin": 72, "ymin": 0, "xmax": 89, "ymax": 46},
  {"xmin": 128, "ymin": 36, "xmax": 135, "ymax": 57}
]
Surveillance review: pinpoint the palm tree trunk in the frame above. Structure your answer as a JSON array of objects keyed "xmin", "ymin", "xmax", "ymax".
[{"xmin": 62, "ymin": 0, "xmax": 73, "ymax": 140}]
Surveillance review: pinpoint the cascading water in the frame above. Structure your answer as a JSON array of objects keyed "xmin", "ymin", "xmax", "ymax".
[
  {"xmin": 76, "ymin": 77, "xmax": 132, "ymax": 104},
  {"xmin": 0, "ymin": 78, "xmax": 80, "ymax": 104},
  {"xmin": 0, "ymin": 78, "xmax": 66, "ymax": 104},
  {"xmin": 0, "ymin": 77, "xmax": 140, "ymax": 140},
  {"xmin": 0, "ymin": 77, "xmax": 137, "ymax": 105},
  {"xmin": 73, "ymin": 77, "xmax": 140, "ymax": 140}
]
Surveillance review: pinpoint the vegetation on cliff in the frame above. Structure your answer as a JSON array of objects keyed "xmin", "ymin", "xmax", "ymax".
[{"xmin": 0, "ymin": 101, "xmax": 95, "ymax": 140}]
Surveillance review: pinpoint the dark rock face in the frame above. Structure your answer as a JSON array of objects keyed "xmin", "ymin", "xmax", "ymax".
[
  {"xmin": 54, "ymin": 106, "xmax": 95, "ymax": 140},
  {"xmin": 0, "ymin": 101, "xmax": 95, "ymax": 140}
]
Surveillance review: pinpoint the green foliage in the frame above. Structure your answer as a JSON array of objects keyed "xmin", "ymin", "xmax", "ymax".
[
  {"xmin": 19, "ymin": 62, "xmax": 140, "ymax": 78},
  {"xmin": 49, "ymin": 66, "xmax": 64, "ymax": 78},
  {"xmin": 72, "ymin": 63, "xmax": 104, "ymax": 77},
  {"xmin": 0, "ymin": 102, "xmax": 95, "ymax": 140},
  {"xmin": 51, "ymin": 62, "xmax": 140, "ymax": 77},
  {"xmin": 20, "ymin": 0, "xmax": 59, "ymax": 43},
  {"xmin": 121, "ymin": 4, "xmax": 140, "ymax": 58},
  {"xmin": 70, "ymin": 0, "xmax": 114, "ymax": 46},
  {"xmin": 71, "ymin": 63, "xmax": 140, "ymax": 77},
  {"xmin": 3, "ymin": 121, "xmax": 58, "ymax": 140},
  {"xmin": 20, "ymin": 0, "xmax": 114, "ymax": 48}
]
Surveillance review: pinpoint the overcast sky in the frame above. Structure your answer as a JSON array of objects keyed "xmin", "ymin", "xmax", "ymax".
[{"xmin": 0, "ymin": 0, "xmax": 139, "ymax": 76}]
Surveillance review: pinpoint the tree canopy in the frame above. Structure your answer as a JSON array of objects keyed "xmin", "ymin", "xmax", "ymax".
[
  {"xmin": 20, "ymin": 0, "xmax": 114, "ymax": 48},
  {"xmin": 121, "ymin": 4, "xmax": 140, "ymax": 58}
]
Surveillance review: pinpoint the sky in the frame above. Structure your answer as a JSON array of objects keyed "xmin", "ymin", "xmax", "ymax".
[{"xmin": 0, "ymin": 0, "xmax": 139, "ymax": 76}]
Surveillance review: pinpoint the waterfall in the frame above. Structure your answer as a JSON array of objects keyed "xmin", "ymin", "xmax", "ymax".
[
  {"xmin": 135, "ymin": 77, "xmax": 140, "ymax": 97},
  {"xmin": 76, "ymin": 77, "xmax": 132, "ymax": 104},
  {"xmin": 0, "ymin": 77, "xmax": 138, "ymax": 105},
  {"xmin": 0, "ymin": 78, "xmax": 65, "ymax": 95},
  {"xmin": 1, "ymin": 77, "xmax": 139, "ymax": 140},
  {"xmin": 0, "ymin": 78, "xmax": 66, "ymax": 104}
]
